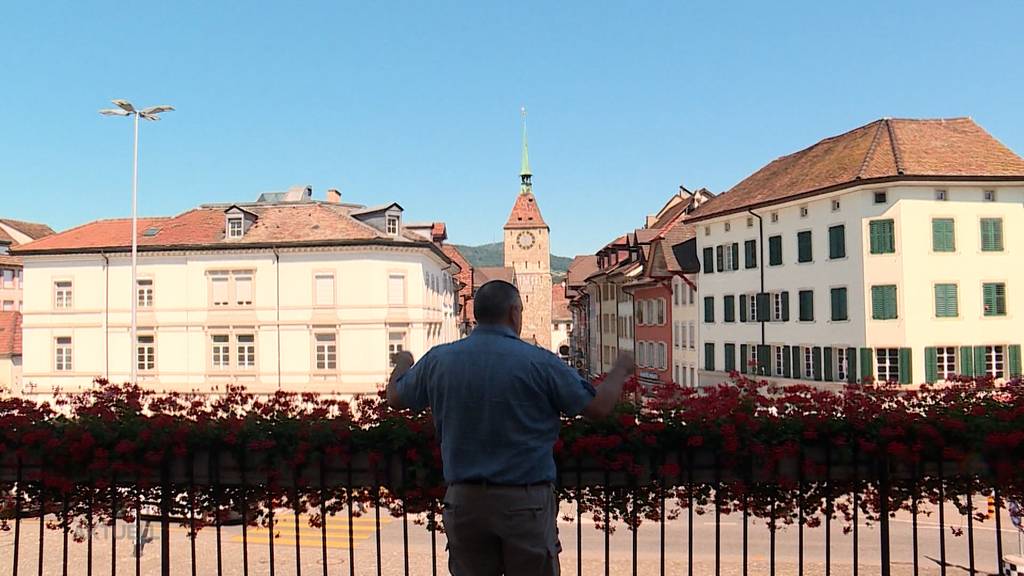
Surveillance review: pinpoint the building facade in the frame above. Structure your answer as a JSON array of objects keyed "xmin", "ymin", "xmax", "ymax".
[
  {"xmin": 692, "ymin": 118, "xmax": 1024, "ymax": 386},
  {"xmin": 14, "ymin": 191, "xmax": 461, "ymax": 395},
  {"xmin": 0, "ymin": 219, "xmax": 55, "ymax": 313}
]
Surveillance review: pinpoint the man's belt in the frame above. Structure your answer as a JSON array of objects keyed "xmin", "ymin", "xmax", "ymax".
[{"xmin": 451, "ymin": 479, "xmax": 553, "ymax": 488}]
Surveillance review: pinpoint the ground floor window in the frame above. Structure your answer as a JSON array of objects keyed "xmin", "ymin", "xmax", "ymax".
[
  {"xmin": 985, "ymin": 345, "xmax": 1005, "ymax": 378},
  {"xmin": 774, "ymin": 346, "xmax": 785, "ymax": 376},
  {"xmin": 937, "ymin": 346, "xmax": 957, "ymax": 379},
  {"xmin": 876, "ymin": 348, "xmax": 899, "ymax": 382},
  {"xmin": 836, "ymin": 347, "xmax": 848, "ymax": 381},
  {"xmin": 236, "ymin": 334, "xmax": 256, "ymax": 369},
  {"xmin": 803, "ymin": 347, "xmax": 813, "ymax": 378},
  {"xmin": 211, "ymin": 335, "xmax": 230, "ymax": 369},
  {"xmin": 690, "ymin": 367, "xmax": 695, "ymax": 386},
  {"xmin": 388, "ymin": 331, "xmax": 407, "ymax": 368},
  {"xmin": 315, "ymin": 333, "xmax": 338, "ymax": 370},
  {"xmin": 55, "ymin": 337, "xmax": 72, "ymax": 371}
]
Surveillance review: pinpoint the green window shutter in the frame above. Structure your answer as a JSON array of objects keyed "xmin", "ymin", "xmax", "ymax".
[
  {"xmin": 924, "ymin": 347, "xmax": 937, "ymax": 384},
  {"xmin": 932, "ymin": 218, "xmax": 955, "ymax": 252},
  {"xmin": 704, "ymin": 343, "xmax": 715, "ymax": 372},
  {"xmin": 797, "ymin": 231, "xmax": 813, "ymax": 262},
  {"xmin": 872, "ymin": 285, "xmax": 897, "ymax": 320},
  {"xmin": 769, "ymin": 236, "xmax": 782, "ymax": 265},
  {"xmin": 870, "ymin": 219, "xmax": 895, "ymax": 254},
  {"xmin": 898, "ymin": 348, "xmax": 912, "ymax": 384},
  {"xmin": 724, "ymin": 343, "xmax": 735, "ymax": 372},
  {"xmin": 758, "ymin": 345, "xmax": 771, "ymax": 376},
  {"xmin": 860, "ymin": 348, "xmax": 873, "ymax": 381},
  {"xmin": 823, "ymin": 347, "xmax": 834, "ymax": 381},
  {"xmin": 739, "ymin": 344, "xmax": 748, "ymax": 374},
  {"xmin": 723, "ymin": 295, "xmax": 734, "ymax": 323},
  {"xmin": 846, "ymin": 347, "xmax": 858, "ymax": 383},
  {"xmin": 829, "ymin": 225, "xmax": 846, "ymax": 259},
  {"xmin": 799, "ymin": 290, "xmax": 814, "ymax": 321},
  {"xmin": 731, "ymin": 243, "xmax": 739, "ymax": 270},
  {"xmin": 704, "ymin": 296, "xmax": 714, "ymax": 323},
  {"xmin": 781, "ymin": 291, "xmax": 790, "ymax": 321},
  {"xmin": 983, "ymin": 283, "xmax": 1006, "ymax": 316},
  {"xmin": 703, "ymin": 247, "xmax": 714, "ymax": 274},
  {"xmin": 830, "ymin": 288, "xmax": 848, "ymax": 321},
  {"xmin": 1009, "ymin": 345, "xmax": 1022, "ymax": 378},
  {"xmin": 812, "ymin": 346, "xmax": 822, "ymax": 381},
  {"xmin": 791, "ymin": 346, "xmax": 802, "ymax": 379},
  {"xmin": 960, "ymin": 346, "xmax": 974, "ymax": 377},
  {"xmin": 744, "ymin": 240, "xmax": 757, "ymax": 269},
  {"xmin": 974, "ymin": 346, "xmax": 988, "ymax": 377},
  {"xmin": 716, "ymin": 245, "xmax": 724, "ymax": 272},
  {"xmin": 981, "ymin": 218, "xmax": 1004, "ymax": 252},
  {"xmin": 783, "ymin": 345, "xmax": 792, "ymax": 378},
  {"xmin": 756, "ymin": 293, "xmax": 770, "ymax": 322},
  {"xmin": 739, "ymin": 294, "xmax": 748, "ymax": 322},
  {"xmin": 934, "ymin": 284, "xmax": 958, "ymax": 318}
]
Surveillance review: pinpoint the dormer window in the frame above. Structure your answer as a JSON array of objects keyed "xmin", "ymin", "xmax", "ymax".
[
  {"xmin": 386, "ymin": 215, "xmax": 400, "ymax": 235},
  {"xmin": 228, "ymin": 217, "xmax": 244, "ymax": 238}
]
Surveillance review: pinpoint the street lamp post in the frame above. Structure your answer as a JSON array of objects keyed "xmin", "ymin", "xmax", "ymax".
[{"xmin": 99, "ymin": 100, "xmax": 174, "ymax": 386}]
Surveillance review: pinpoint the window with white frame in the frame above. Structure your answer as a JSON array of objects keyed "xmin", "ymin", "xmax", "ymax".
[
  {"xmin": 688, "ymin": 284, "xmax": 694, "ymax": 305},
  {"xmin": 673, "ymin": 279, "xmax": 680, "ymax": 306},
  {"xmin": 985, "ymin": 345, "xmax": 1005, "ymax": 378},
  {"xmin": 2, "ymin": 269, "xmax": 12, "ymax": 288},
  {"xmin": 54, "ymin": 281, "xmax": 72, "ymax": 309},
  {"xmin": 936, "ymin": 346, "xmax": 957, "ymax": 380},
  {"xmin": 876, "ymin": 348, "xmax": 899, "ymax": 382},
  {"xmin": 803, "ymin": 347, "xmax": 814, "ymax": 378},
  {"xmin": 772, "ymin": 292, "xmax": 784, "ymax": 321},
  {"xmin": 137, "ymin": 334, "xmax": 155, "ymax": 371},
  {"xmin": 748, "ymin": 294, "xmax": 758, "ymax": 322},
  {"xmin": 234, "ymin": 274, "xmax": 253, "ymax": 306},
  {"xmin": 236, "ymin": 334, "xmax": 256, "ymax": 369},
  {"xmin": 137, "ymin": 278, "xmax": 154, "ymax": 308},
  {"xmin": 210, "ymin": 273, "xmax": 230, "ymax": 306},
  {"xmin": 680, "ymin": 321, "xmax": 688, "ymax": 349},
  {"xmin": 211, "ymin": 335, "xmax": 230, "ymax": 369},
  {"xmin": 55, "ymin": 337, "xmax": 72, "ymax": 371},
  {"xmin": 836, "ymin": 348, "xmax": 848, "ymax": 381},
  {"xmin": 386, "ymin": 216, "xmax": 400, "ymax": 235},
  {"xmin": 638, "ymin": 341, "xmax": 647, "ymax": 367},
  {"xmin": 315, "ymin": 273, "xmax": 335, "ymax": 306},
  {"xmin": 656, "ymin": 299, "xmax": 665, "ymax": 324},
  {"xmin": 688, "ymin": 323, "xmax": 695, "ymax": 350},
  {"xmin": 209, "ymin": 271, "xmax": 253, "ymax": 307},
  {"xmin": 388, "ymin": 331, "xmax": 407, "ymax": 368},
  {"xmin": 315, "ymin": 332, "xmax": 337, "ymax": 370},
  {"xmin": 388, "ymin": 274, "xmax": 406, "ymax": 306},
  {"xmin": 658, "ymin": 343, "xmax": 667, "ymax": 370},
  {"xmin": 774, "ymin": 346, "xmax": 785, "ymax": 376},
  {"xmin": 227, "ymin": 217, "xmax": 244, "ymax": 238},
  {"xmin": 984, "ymin": 190, "xmax": 996, "ymax": 202},
  {"xmin": 723, "ymin": 246, "xmax": 736, "ymax": 271}
]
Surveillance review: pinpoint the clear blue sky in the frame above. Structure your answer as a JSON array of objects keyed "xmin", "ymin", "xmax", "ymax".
[{"xmin": 2, "ymin": 1, "xmax": 1022, "ymax": 256}]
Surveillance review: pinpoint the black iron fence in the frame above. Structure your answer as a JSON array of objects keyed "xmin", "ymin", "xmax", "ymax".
[{"xmin": 0, "ymin": 448, "xmax": 1021, "ymax": 575}]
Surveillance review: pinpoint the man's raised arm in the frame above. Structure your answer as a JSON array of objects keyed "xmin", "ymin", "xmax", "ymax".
[{"xmin": 582, "ymin": 352, "xmax": 634, "ymax": 420}]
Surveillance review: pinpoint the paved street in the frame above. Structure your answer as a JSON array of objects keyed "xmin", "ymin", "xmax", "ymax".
[{"xmin": 0, "ymin": 496, "xmax": 1020, "ymax": 575}]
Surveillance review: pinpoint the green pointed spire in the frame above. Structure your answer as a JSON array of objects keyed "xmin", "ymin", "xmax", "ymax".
[{"xmin": 520, "ymin": 107, "xmax": 532, "ymax": 193}]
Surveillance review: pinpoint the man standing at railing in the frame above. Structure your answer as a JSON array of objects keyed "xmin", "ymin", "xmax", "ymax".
[{"xmin": 387, "ymin": 280, "xmax": 634, "ymax": 576}]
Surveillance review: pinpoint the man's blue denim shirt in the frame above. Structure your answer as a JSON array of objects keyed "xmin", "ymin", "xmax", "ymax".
[{"xmin": 396, "ymin": 324, "xmax": 596, "ymax": 485}]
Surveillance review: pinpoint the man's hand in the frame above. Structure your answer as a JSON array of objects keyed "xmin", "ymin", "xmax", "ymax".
[
  {"xmin": 582, "ymin": 351, "xmax": 636, "ymax": 421},
  {"xmin": 386, "ymin": 351, "xmax": 416, "ymax": 409},
  {"xmin": 611, "ymin": 351, "xmax": 635, "ymax": 375}
]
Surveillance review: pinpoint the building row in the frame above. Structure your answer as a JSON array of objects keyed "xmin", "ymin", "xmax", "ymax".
[{"xmin": 568, "ymin": 117, "xmax": 1024, "ymax": 387}]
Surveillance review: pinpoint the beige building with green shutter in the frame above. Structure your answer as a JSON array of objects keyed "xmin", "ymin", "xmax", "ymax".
[{"xmin": 689, "ymin": 118, "xmax": 1024, "ymax": 387}]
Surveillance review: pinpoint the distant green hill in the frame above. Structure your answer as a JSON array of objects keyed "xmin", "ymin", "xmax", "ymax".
[{"xmin": 452, "ymin": 242, "xmax": 572, "ymax": 284}]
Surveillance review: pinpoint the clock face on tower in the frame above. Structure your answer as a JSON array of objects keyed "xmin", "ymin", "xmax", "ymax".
[{"xmin": 516, "ymin": 231, "xmax": 536, "ymax": 249}]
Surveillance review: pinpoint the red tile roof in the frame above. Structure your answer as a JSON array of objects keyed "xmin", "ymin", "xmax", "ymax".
[
  {"xmin": 0, "ymin": 312, "xmax": 21, "ymax": 357},
  {"xmin": 14, "ymin": 204, "xmax": 441, "ymax": 255},
  {"xmin": 473, "ymin": 266, "xmax": 516, "ymax": 288},
  {"xmin": 0, "ymin": 255, "xmax": 22, "ymax": 267},
  {"xmin": 552, "ymin": 283, "xmax": 571, "ymax": 321},
  {"xmin": 0, "ymin": 219, "xmax": 55, "ymax": 241},
  {"xmin": 690, "ymin": 118, "xmax": 1024, "ymax": 221},
  {"xmin": 504, "ymin": 192, "xmax": 548, "ymax": 229},
  {"xmin": 566, "ymin": 255, "xmax": 598, "ymax": 287},
  {"xmin": 441, "ymin": 244, "xmax": 475, "ymax": 326}
]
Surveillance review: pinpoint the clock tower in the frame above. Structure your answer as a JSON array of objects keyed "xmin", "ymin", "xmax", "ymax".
[{"xmin": 504, "ymin": 110, "xmax": 552, "ymax": 348}]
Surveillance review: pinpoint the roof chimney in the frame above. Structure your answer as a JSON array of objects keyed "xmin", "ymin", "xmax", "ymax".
[{"xmin": 326, "ymin": 189, "xmax": 341, "ymax": 204}]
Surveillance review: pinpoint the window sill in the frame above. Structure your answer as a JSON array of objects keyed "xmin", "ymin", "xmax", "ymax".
[
  {"xmin": 827, "ymin": 256, "xmax": 848, "ymax": 262},
  {"xmin": 828, "ymin": 318, "xmax": 850, "ymax": 324}
]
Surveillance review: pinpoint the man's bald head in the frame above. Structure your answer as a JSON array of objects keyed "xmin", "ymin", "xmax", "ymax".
[{"xmin": 474, "ymin": 280, "xmax": 524, "ymax": 334}]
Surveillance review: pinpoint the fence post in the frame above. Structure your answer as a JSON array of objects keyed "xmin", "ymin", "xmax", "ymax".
[
  {"xmin": 878, "ymin": 456, "xmax": 891, "ymax": 576},
  {"xmin": 161, "ymin": 461, "xmax": 171, "ymax": 576}
]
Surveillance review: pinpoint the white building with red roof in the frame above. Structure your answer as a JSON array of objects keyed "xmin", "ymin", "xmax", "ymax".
[
  {"xmin": 13, "ymin": 188, "xmax": 462, "ymax": 395},
  {"xmin": 689, "ymin": 117, "xmax": 1024, "ymax": 386}
]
